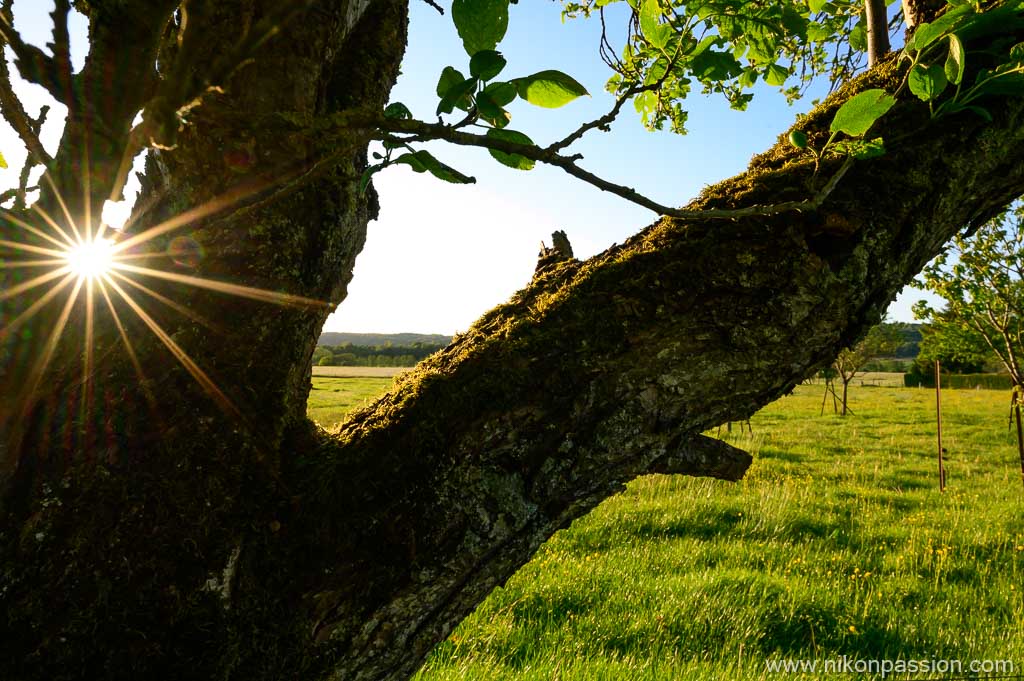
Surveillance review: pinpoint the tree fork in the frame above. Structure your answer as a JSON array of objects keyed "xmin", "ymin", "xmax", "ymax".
[{"xmin": 3, "ymin": 5, "xmax": 1024, "ymax": 681}]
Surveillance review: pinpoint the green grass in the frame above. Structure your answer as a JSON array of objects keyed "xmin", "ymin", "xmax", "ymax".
[
  {"xmin": 308, "ymin": 379, "xmax": 1024, "ymax": 680},
  {"xmin": 307, "ymin": 376, "xmax": 393, "ymax": 427}
]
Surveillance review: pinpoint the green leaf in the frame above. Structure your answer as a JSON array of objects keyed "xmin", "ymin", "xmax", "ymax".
[
  {"xmin": 437, "ymin": 75, "xmax": 478, "ymax": 115},
  {"xmin": 964, "ymin": 105, "xmax": 993, "ymax": 122},
  {"xmin": 383, "ymin": 102, "xmax": 413, "ymax": 120},
  {"xmin": 780, "ymin": 5, "xmax": 808, "ymax": 40},
  {"xmin": 848, "ymin": 21, "xmax": 867, "ymax": 52},
  {"xmin": 483, "ymin": 81, "xmax": 516, "ymax": 106},
  {"xmin": 469, "ymin": 50, "xmax": 507, "ymax": 81},
  {"xmin": 909, "ymin": 63, "xmax": 948, "ymax": 102},
  {"xmin": 640, "ymin": 0, "xmax": 672, "ymax": 49},
  {"xmin": 738, "ymin": 67, "xmax": 758, "ymax": 88},
  {"xmin": 807, "ymin": 22, "xmax": 831, "ymax": 41},
  {"xmin": 452, "ymin": 0, "xmax": 510, "ymax": 55},
  {"xmin": 764, "ymin": 63, "xmax": 790, "ymax": 87},
  {"xmin": 908, "ymin": 4, "xmax": 973, "ymax": 53},
  {"xmin": 513, "ymin": 70, "xmax": 589, "ymax": 108},
  {"xmin": 830, "ymin": 88, "xmax": 896, "ymax": 137},
  {"xmin": 475, "ymin": 90, "xmax": 510, "ymax": 128},
  {"xmin": 807, "ymin": 0, "xmax": 826, "ymax": 13},
  {"xmin": 359, "ymin": 163, "xmax": 384, "ymax": 194},
  {"xmin": 945, "ymin": 34, "xmax": 965, "ymax": 86},
  {"xmin": 485, "ymin": 128, "xmax": 535, "ymax": 170},
  {"xmin": 395, "ymin": 150, "xmax": 476, "ymax": 184},
  {"xmin": 833, "ymin": 137, "xmax": 886, "ymax": 160},
  {"xmin": 690, "ymin": 49, "xmax": 742, "ymax": 81},
  {"xmin": 974, "ymin": 72, "xmax": 1024, "ymax": 97},
  {"xmin": 437, "ymin": 66, "xmax": 467, "ymax": 98}
]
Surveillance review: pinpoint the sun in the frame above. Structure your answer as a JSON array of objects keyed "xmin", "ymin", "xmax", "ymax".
[{"xmin": 64, "ymin": 237, "xmax": 114, "ymax": 280}]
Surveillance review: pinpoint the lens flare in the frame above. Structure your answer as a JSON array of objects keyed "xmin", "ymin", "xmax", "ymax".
[
  {"xmin": 64, "ymin": 238, "xmax": 114, "ymax": 280},
  {"xmin": 2, "ymin": 152, "xmax": 337, "ymax": 458}
]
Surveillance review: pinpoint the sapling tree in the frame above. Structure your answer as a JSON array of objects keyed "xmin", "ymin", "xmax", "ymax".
[
  {"xmin": 830, "ymin": 322, "xmax": 902, "ymax": 415},
  {"xmin": 915, "ymin": 202, "xmax": 1024, "ymax": 484},
  {"xmin": 2, "ymin": 0, "xmax": 1024, "ymax": 679}
]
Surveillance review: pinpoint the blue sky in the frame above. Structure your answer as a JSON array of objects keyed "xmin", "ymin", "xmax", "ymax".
[{"xmin": 1, "ymin": 1, "xmax": 941, "ymax": 334}]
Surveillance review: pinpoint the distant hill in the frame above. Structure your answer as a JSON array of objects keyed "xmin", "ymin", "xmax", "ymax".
[{"xmin": 318, "ymin": 332, "xmax": 452, "ymax": 348}]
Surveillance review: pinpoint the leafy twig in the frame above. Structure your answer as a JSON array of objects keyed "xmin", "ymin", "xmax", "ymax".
[
  {"xmin": 363, "ymin": 114, "xmax": 853, "ymax": 220},
  {"xmin": 546, "ymin": 37, "xmax": 685, "ymax": 155}
]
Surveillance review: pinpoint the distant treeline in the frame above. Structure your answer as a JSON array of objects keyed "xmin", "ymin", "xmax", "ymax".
[
  {"xmin": 318, "ymin": 332, "xmax": 451, "ymax": 347},
  {"xmin": 314, "ymin": 342, "xmax": 447, "ymax": 367},
  {"xmin": 892, "ymin": 323, "xmax": 922, "ymax": 359},
  {"xmin": 904, "ymin": 372, "xmax": 1013, "ymax": 390}
]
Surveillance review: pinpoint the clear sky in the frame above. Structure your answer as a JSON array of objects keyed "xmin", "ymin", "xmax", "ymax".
[{"xmin": 1, "ymin": 1, "xmax": 943, "ymax": 334}]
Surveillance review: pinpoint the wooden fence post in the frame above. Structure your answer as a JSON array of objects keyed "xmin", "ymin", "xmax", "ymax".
[{"xmin": 935, "ymin": 360, "xmax": 946, "ymax": 492}]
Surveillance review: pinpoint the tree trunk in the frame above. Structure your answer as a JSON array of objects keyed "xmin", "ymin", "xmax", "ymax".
[
  {"xmin": 842, "ymin": 378, "xmax": 851, "ymax": 416},
  {"xmin": 4, "ymin": 4, "xmax": 1024, "ymax": 681}
]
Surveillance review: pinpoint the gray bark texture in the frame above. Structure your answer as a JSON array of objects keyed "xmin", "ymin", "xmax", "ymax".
[{"xmin": 2, "ymin": 1, "xmax": 1024, "ymax": 680}]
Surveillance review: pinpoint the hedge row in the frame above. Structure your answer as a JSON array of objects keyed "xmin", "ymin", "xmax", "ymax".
[{"xmin": 904, "ymin": 373, "xmax": 1014, "ymax": 390}]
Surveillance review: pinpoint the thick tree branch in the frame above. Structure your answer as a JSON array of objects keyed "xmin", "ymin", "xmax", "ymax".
[
  {"xmin": 136, "ymin": 0, "xmax": 318, "ymax": 150},
  {"xmin": 648, "ymin": 435, "xmax": 753, "ymax": 479},
  {"xmin": 286, "ymin": 58, "xmax": 1024, "ymax": 679},
  {"xmin": 0, "ymin": 11, "xmax": 54, "ymax": 168},
  {"xmin": 0, "ymin": 75, "xmax": 52, "ymax": 168},
  {"xmin": 0, "ymin": 8, "xmax": 65, "ymax": 103}
]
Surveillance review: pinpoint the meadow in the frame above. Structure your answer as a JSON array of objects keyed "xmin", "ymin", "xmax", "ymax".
[{"xmin": 308, "ymin": 375, "xmax": 1024, "ymax": 680}]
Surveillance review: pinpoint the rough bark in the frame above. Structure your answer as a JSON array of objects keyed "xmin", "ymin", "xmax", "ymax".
[{"xmin": 2, "ymin": 3, "xmax": 1024, "ymax": 681}]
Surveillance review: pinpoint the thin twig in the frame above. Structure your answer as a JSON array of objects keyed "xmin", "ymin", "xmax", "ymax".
[
  {"xmin": 0, "ymin": 185, "xmax": 37, "ymax": 206},
  {"xmin": 548, "ymin": 36, "xmax": 686, "ymax": 155},
  {"xmin": 14, "ymin": 106, "xmax": 50, "ymax": 210},
  {"xmin": 420, "ymin": 0, "xmax": 444, "ymax": 14},
  {"xmin": 546, "ymin": 85, "xmax": 643, "ymax": 154}
]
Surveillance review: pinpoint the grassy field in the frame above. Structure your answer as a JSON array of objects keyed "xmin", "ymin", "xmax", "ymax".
[
  {"xmin": 307, "ymin": 376, "xmax": 1024, "ymax": 680},
  {"xmin": 307, "ymin": 376, "xmax": 393, "ymax": 427},
  {"xmin": 312, "ymin": 366, "xmax": 409, "ymax": 378}
]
